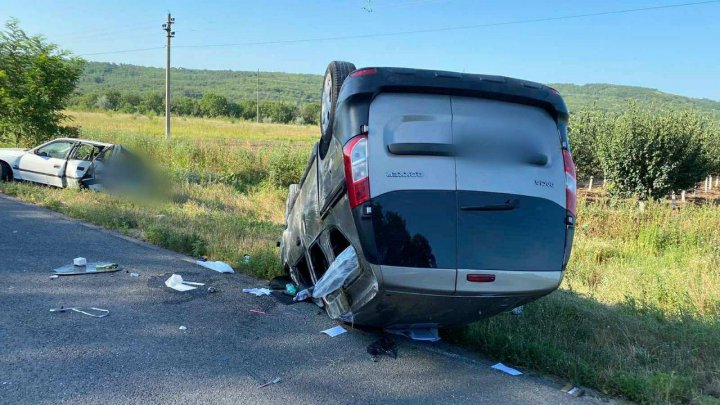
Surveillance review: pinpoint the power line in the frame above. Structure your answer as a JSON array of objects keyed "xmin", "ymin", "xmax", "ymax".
[
  {"xmin": 76, "ymin": 0, "xmax": 719, "ymax": 57},
  {"xmin": 173, "ymin": 0, "xmax": 719, "ymax": 49}
]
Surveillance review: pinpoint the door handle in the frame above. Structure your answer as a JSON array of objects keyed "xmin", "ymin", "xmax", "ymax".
[
  {"xmin": 77, "ymin": 166, "xmax": 86, "ymax": 171},
  {"xmin": 53, "ymin": 165, "xmax": 61, "ymax": 169},
  {"xmin": 387, "ymin": 143, "xmax": 456, "ymax": 156},
  {"xmin": 461, "ymin": 199, "xmax": 519, "ymax": 212}
]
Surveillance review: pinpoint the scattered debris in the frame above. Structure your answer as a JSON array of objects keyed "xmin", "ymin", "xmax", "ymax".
[
  {"xmin": 561, "ymin": 384, "xmax": 585, "ymax": 397},
  {"xmin": 367, "ymin": 335, "xmax": 398, "ymax": 361},
  {"xmin": 312, "ymin": 246, "xmax": 359, "ymax": 299},
  {"xmin": 293, "ymin": 289, "xmax": 312, "ymax": 302},
  {"xmin": 154, "ymin": 214, "xmax": 166, "ymax": 219},
  {"xmin": 49, "ymin": 275, "xmax": 59, "ymax": 279},
  {"xmin": 321, "ymin": 325, "xmax": 347, "ymax": 337},
  {"xmin": 385, "ymin": 327, "xmax": 440, "ymax": 342},
  {"xmin": 179, "ymin": 325, "xmax": 187, "ymax": 330},
  {"xmin": 129, "ymin": 272, "xmax": 139, "ymax": 277},
  {"xmin": 269, "ymin": 275, "xmax": 293, "ymax": 290},
  {"xmin": 284, "ymin": 283, "xmax": 297, "ymax": 296},
  {"xmin": 196, "ymin": 260, "xmax": 234, "ymax": 274},
  {"xmin": 73, "ymin": 257, "xmax": 87, "ymax": 266},
  {"xmin": 257, "ymin": 377, "xmax": 281, "ymax": 388},
  {"xmin": 52, "ymin": 261, "xmax": 122, "ymax": 276},
  {"xmin": 491, "ymin": 362, "xmax": 523, "ymax": 376},
  {"xmin": 511, "ymin": 306, "xmax": 524, "ymax": 315},
  {"xmin": 243, "ymin": 254, "xmax": 251, "ymax": 264},
  {"xmin": 12, "ymin": 230, "xmax": 18, "ymax": 233},
  {"xmin": 165, "ymin": 274, "xmax": 205, "ymax": 291},
  {"xmin": 249, "ymin": 309, "xmax": 266, "ymax": 315},
  {"xmin": 208, "ymin": 286, "xmax": 218, "ymax": 293},
  {"xmin": 50, "ymin": 306, "xmax": 109, "ymax": 318},
  {"xmin": 242, "ymin": 288, "xmax": 272, "ymax": 296}
]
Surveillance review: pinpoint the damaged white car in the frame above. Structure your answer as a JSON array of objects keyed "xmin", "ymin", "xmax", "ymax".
[{"xmin": 0, "ymin": 138, "xmax": 123, "ymax": 189}]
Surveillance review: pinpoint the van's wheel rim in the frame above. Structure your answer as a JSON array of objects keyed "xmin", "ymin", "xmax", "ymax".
[{"xmin": 321, "ymin": 72, "xmax": 333, "ymax": 134}]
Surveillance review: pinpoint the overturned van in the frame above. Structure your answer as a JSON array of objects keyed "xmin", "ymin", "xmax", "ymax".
[{"xmin": 280, "ymin": 61, "xmax": 577, "ymax": 328}]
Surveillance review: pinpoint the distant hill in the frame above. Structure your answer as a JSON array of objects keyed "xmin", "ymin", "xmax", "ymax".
[{"xmin": 78, "ymin": 62, "xmax": 720, "ymax": 118}]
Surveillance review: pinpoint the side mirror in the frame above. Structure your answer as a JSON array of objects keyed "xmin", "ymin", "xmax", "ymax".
[{"xmin": 37, "ymin": 151, "xmax": 49, "ymax": 157}]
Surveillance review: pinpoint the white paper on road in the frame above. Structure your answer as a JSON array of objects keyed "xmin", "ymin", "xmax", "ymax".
[
  {"xmin": 165, "ymin": 274, "xmax": 205, "ymax": 291},
  {"xmin": 242, "ymin": 288, "xmax": 272, "ymax": 296},
  {"xmin": 321, "ymin": 325, "xmax": 347, "ymax": 337},
  {"xmin": 491, "ymin": 362, "xmax": 523, "ymax": 376},
  {"xmin": 196, "ymin": 260, "xmax": 235, "ymax": 274}
]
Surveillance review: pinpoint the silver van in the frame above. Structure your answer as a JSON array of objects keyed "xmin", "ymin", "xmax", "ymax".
[{"xmin": 280, "ymin": 61, "xmax": 577, "ymax": 328}]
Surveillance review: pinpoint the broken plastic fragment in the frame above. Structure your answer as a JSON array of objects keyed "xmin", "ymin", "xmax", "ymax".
[
  {"xmin": 385, "ymin": 327, "xmax": 440, "ymax": 342},
  {"xmin": 312, "ymin": 246, "xmax": 359, "ymax": 299},
  {"xmin": 73, "ymin": 257, "xmax": 87, "ymax": 266},
  {"xmin": 165, "ymin": 274, "xmax": 204, "ymax": 291},
  {"xmin": 50, "ymin": 307, "xmax": 109, "ymax": 318},
  {"xmin": 242, "ymin": 288, "xmax": 272, "ymax": 296},
  {"xmin": 196, "ymin": 260, "xmax": 234, "ymax": 274},
  {"xmin": 491, "ymin": 362, "xmax": 523, "ymax": 376},
  {"xmin": 129, "ymin": 272, "xmax": 139, "ymax": 277},
  {"xmin": 293, "ymin": 289, "xmax": 312, "ymax": 302},
  {"xmin": 179, "ymin": 325, "xmax": 187, "ymax": 330},
  {"xmin": 321, "ymin": 325, "xmax": 347, "ymax": 337},
  {"xmin": 258, "ymin": 377, "xmax": 281, "ymax": 388}
]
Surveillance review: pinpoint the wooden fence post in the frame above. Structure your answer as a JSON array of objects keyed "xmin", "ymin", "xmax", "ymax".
[
  {"xmin": 588, "ymin": 177, "xmax": 594, "ymax": 191},
  {"xmin": 681, "ymin": 190, "xmax": 686, "ymax": 202}
]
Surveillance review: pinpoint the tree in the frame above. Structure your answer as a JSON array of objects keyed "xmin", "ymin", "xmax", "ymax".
[
  {"xmin": 299, "ymin": 103, "xmax": 321, "ymax": 125},
  {"xmin": 0, "ymin": 19, "xmax": 84, "ymax": 146},
  {"xmin": 199, "ymin": 93, "xmax": 228, "ymax": 117},
  {"xmin": 568, "ymin": 108, "xmax": 610, "ymax": 180},
  {"xmin": 597, "ymin": 105, "xmax": 711, "ymax": 199}
]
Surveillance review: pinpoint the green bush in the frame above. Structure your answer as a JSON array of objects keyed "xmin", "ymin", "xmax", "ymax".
[
  {"xmin": 568, "ymin": 108, "xmax": 610, "ymax": 179},
  {"xmin": 597, "ymin": 105, "xmax": 711, "ymax": 199},
  {"xmin": 266, "ymin": 147, "xmax": 307, "ymax": 188}
]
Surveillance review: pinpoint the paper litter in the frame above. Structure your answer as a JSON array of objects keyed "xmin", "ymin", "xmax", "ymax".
[
  {"xmin": 491, "ymin": 362, "xmax": 523, "ymax": 376},
  {"xmin": 321, "ymin": 325, "xmax": 347, "ymax": 337},
  {"xmin": 196, "ymin": 260, "xmax": 234, "ymax": 273}
]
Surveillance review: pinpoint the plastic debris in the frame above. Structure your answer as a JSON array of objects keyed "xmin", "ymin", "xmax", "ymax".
[
  {"xmin": 179, "ymin": 325, "xmax": 187, "ymax": 330},
  {"xmin": 511, "ymin": 306, "xmax": 524, "ymax": 315},
  {"xmin": 293, "ymin": 289, "xmax": 312, "ymax": 302},
  {"xmin": 312, "ymin": 246, "xmax": 359, "ymax": 299},
  {"xmin": 561, "ymin": 384, "xmax": 585, "ymax": 397},
  {"xmin": 49, "ymin": 275, "xmax": 59, "ymax": 279},
  {"xmin": 249, "ymin": 309, "xmax": 266, "ymax": 315},
  {"xmin": 321, "ymin": 325, "xmax": 347, "ymax": 337},
  {"xmin": 258, "ymin": 377, "xmax": 281, "ymax": 388},
  {"xmin": 243, "ymin": 254, "xmax": 251, "ymax": 264},
  {"xmin": 208, "ymin": 287, "xmax": 217, "ymax": 293},
  {"xmin": 52, "ymin": 261, "xmax": 121, "ymax": 276},
  {"xmin": 73, "ymin": 257, "xmax": 87, "ymax": 266},
  {"xmin": 367, "ymin": 335, "xmax": 397, "ymax": 361},
  {"xmin": 242, "ymin": 288, "xmax": 272, "ymax": 296},
  {"xmin": 284, "ymin": 283, "xmax": 297, "ymax": 296},
  {"xmin": 129, "ymin": 272, "xmax": 139, "ymax": 277},
  {"xmin": 165, "ymin": 274, "xmax": 205, "ymax": 292},
  {"xmin": 196, "ymin": 260, "xmax": 234, "ymax": 274},
  {"xmin": 385, "ymin": 327, "xmax": 440, "ymax": 342},
  {"xmin": 491, "ymin": 362, "xmax": 523, "ymax": 376},
  {"xmin": 269, "ymin": 275, "xmax": 293, "ymax": 290},
  {"xmin": 50, "ymin": 306, "xmax": 109, "ymax": 318}
]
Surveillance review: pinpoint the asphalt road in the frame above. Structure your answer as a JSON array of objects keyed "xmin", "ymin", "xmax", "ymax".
[{"xmin": 0, "ymin": 194, "xmax": 608, "ymax": 404}]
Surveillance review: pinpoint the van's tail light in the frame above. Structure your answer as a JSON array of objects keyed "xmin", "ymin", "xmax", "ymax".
[
  {"xmin": 343, "ymin": 134, "xmax": 370, "ymax": 208},
  {"xmin": 562, "ymin": 149, "xmax": 577, "ymax": 216}
]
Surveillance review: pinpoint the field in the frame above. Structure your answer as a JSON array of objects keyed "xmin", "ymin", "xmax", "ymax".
[{"xmin": 2, "ymin": 111, "xmax": 719, "ymax": 403}]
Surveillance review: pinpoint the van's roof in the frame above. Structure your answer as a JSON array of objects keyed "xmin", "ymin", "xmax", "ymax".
[{"xmin": 339, "ymin": 67, "xmax": 569, "ymax": 120}]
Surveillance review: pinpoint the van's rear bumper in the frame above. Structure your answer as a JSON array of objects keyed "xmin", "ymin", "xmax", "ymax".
[{"xmin": 350, "ymin": 287, "xmax": 557, "ymax": 328}]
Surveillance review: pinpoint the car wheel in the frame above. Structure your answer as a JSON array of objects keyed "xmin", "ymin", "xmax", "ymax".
[
  {"xmin": 0, "ymin": 162, "xmax": 12, "ymax": 182},
  {"xmin": 320, "ymin": 61, "xmax": 356, "ymax": 153}
]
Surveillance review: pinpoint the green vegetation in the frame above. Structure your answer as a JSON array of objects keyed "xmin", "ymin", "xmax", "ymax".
[
  {"xmin": 0, "ymin": 20, "xmax": 84, "ymax": 146},
  {"xmin": 570, "ymin": 105, "xmax": 717, "ymax": 199},
  {"xmin": 2, "ymin": 111, "xmax": 719, "ymax": 403}
]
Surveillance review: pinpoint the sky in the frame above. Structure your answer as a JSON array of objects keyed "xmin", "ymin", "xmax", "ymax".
[{"xmin": 1, "ymin": 0, "xmax": 719, "ymax": 100}]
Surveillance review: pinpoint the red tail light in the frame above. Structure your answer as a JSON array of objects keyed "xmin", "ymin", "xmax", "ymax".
[
  {"xmin": 343, "ymin": 134, "xmax": 370, "ymax": 208},
  {"xmin": 350, "ymin": 68, "xmax": 377, "ymax": 77},
  {"xmin": 562, "ymin": 149, "xmax": 577, "ymax": 216},
  {"xmin": 467, "ymin": 274, "xmax": 496, "ymax": 283}
]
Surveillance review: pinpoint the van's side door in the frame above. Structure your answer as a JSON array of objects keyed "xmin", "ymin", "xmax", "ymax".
[
  {"xmin": 317, "ymin": 137, "xmax": 346, "ymax": 217},
  {"xmin": 17, "ymin": 140, "xmax": 77, "ymax": 186}
]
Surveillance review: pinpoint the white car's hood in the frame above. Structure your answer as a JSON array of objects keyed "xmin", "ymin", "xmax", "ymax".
[{"xmin": 0, "ymin": 148, "xmax": 28, "ymax": 165}]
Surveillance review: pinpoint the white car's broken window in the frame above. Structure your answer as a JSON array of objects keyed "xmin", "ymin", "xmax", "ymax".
[{"xmin": 35, "ymin": 141, "xmax": 75, "ymax": 159}]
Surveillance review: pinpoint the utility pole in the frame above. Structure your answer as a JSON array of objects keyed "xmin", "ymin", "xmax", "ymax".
[
  {"xmin": 162, "ymin": 13, "xmax": 175, "ymax": 139},
  {"xmin": 256, "ymin": 69, "xmax": 260, "ymax": 123}
]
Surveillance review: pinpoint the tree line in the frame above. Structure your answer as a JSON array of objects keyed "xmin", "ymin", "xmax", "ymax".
[{"xmin": 69, "ymin": 92, "xmax": 322, "ymax": 125}]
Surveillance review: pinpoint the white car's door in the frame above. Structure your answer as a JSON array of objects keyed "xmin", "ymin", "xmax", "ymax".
[
  {"xmin": 64, "ymin": 143, "xmax": 100, "ymax": 187},
  {"xmin": 17, "ymin": 140, "xmax": 77, "ymax": 186}
]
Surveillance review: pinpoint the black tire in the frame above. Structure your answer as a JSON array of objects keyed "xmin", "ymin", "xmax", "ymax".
[
  {"xmin": 320, "ymin": 61, "xmax": 356, "ymax": 157},
  {"xmin": 0, "ymin": 162, "xmax": 12, "ymax": 182}
]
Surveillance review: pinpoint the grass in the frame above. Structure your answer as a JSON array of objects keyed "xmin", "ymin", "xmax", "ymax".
[{"xmin": 2, "ymin": 110, "xmax": 720, "ymax": 403}]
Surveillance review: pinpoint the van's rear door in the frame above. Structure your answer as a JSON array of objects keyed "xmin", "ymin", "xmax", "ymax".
[
  {"xmin": 367, "ymin": 93, "xmax": 457, "ymax": 294},
  {"xmin": 452, "ymin": 97, "xmax": 566, "ymax": 290}
]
